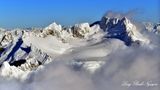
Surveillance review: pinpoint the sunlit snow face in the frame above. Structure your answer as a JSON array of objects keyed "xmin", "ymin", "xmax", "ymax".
[{"xmin": 0, "ymin": 33, "xmax": 160, "ymax": 90}]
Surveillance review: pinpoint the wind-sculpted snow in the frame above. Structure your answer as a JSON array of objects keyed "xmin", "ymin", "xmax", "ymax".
[{"xmin": 0, "ymin": 13, "xmax": 160, "ymax": 90}]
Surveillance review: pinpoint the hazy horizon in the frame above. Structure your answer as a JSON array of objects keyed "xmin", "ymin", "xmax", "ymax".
[{"xmin": 0, "ymin": 0, "xmax": 159, "ymax": 28}]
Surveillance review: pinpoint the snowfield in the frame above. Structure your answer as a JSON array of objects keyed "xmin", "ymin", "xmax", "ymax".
[{"xmin": 0, "ymin": 15, "xmax": 160, "ymax": 90}]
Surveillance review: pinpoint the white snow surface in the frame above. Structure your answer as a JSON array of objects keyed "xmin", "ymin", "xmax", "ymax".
[{"xmin": 0, "ymin": 16, "xmax": 158, "ymax": 82}]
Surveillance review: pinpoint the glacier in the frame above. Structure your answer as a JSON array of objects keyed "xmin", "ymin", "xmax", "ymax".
[{"xmin": 0, "ymin": 15, "xmax": 160, "ymax": 90}]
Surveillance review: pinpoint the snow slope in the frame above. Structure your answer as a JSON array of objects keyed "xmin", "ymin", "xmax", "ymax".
[{"xmin": 0, "ymin": 16, "xmax": 157, "ymax": 80}]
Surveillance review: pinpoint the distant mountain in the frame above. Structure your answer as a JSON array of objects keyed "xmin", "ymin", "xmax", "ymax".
[
  {"xmin": 91, "ymin": 16, "xmax": 150, "ymax": 45},
  {"xmin": 144, "ymin": 22, "xmax": 160, "ymax": 34},
  {"xmin": 0, "ymin": 15, "xmax": 158, "ymax": 80}
]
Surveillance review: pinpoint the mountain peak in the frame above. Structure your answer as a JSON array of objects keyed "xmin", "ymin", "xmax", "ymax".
[
  {"xmin": 93, "ymin": 16, "xmax": 149, "ymax": 45},
  {"xmin": 45, "ymin": 22, "xmax": 62, "ymax": 31}
]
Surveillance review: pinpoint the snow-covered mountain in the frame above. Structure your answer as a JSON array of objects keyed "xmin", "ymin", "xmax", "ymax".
[
  {"xmin": 144, "ymin": 22, "xmax": 160, "ymax": 35},
  {"xmin": 91, "ymin": 16, "xmax": 150, "ymax": 45},
  {"xmin": 0, "ymin": 16, "xmax": 158, "ymax": 80}
]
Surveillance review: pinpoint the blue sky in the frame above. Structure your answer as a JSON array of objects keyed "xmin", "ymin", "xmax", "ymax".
[{"xmin": 0, "ymin": 0, "xmax": 159, "ymax": 28}]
